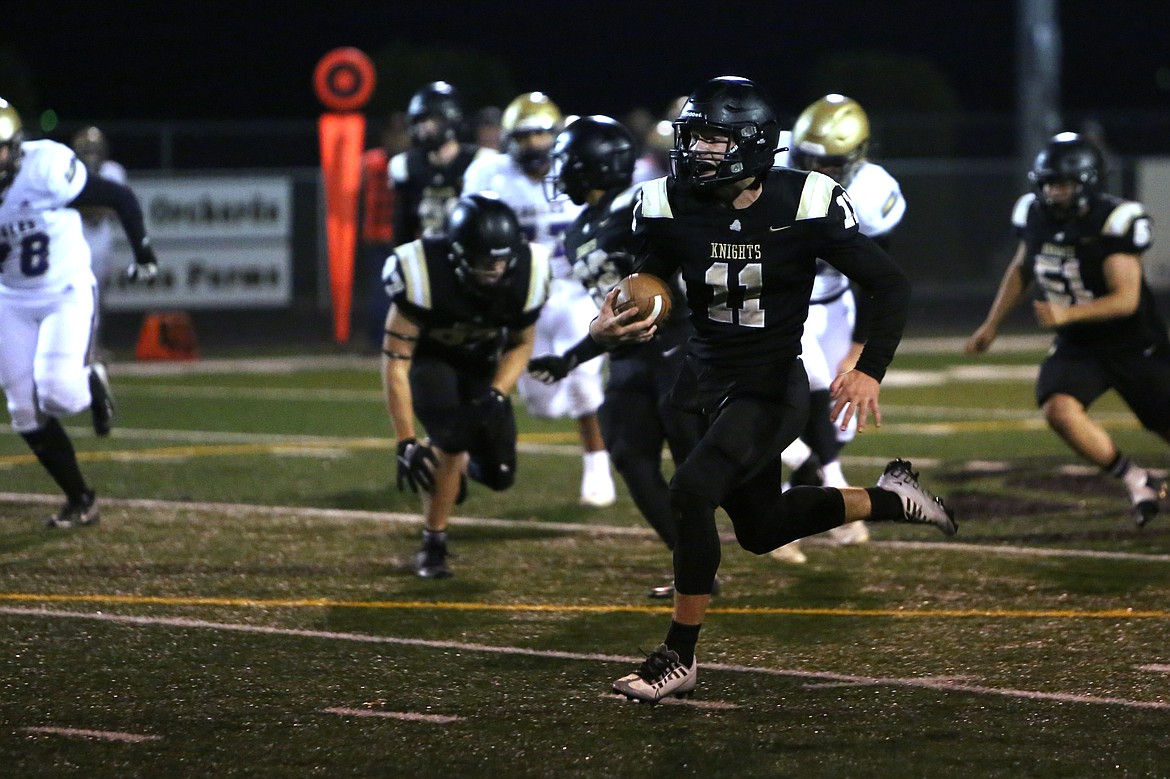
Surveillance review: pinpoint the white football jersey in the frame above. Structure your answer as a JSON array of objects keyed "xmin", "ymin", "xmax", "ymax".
[
  {"xmin": 462, "ymin": 151, "xmax": 583, "ymax": 280},
  {"xmin": 0, "ymin": 139, "xmax": 91, "ymax": 292},
  {"xmin": 810, "ymin": 160, "xmax": 905, "ymax": 303}
]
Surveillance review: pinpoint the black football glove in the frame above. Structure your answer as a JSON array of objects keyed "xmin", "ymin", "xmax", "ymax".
[
  {"xmin": 126, "ymin": 242, "xmax": 159, "ymax": 283},
  {"xmin": 527, "ymin": 354, "xmax": 579, "ymax": 385},
  {"xmin": 396, "ymin": 437, "xmax": 437, "ymax": 493}
]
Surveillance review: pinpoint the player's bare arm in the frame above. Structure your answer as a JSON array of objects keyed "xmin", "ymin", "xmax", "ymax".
[
  {"xmin": 494, "ymin": 323, "xmax": 537, "ymax": 395},
  {"xmin": 1033, "ymin": 252, "xmax": 1142, "ymax": 328},
  {"xmin": 966, "ymin": 241, "xmax": 1030, "ymax": 354},
  {"xmin": 381, "ymin": 304, "xmax": 421, "ymax": 439}
]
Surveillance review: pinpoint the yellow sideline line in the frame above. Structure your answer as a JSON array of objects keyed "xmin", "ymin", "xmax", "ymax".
[{"xmin": 1, "ymin": 592, "xmax": 1167, "ymax": 619}]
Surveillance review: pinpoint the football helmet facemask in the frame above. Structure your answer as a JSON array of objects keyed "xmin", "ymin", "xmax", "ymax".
[
  {"xmin": 1028, "ymin": 131, "xmax": 1103, "ymax": 222},
  {"xmin": 447, "ymin": 193, "xmax": 524, "ymax": 291},
  {"xmin": 790, "ymin": 94, "xmax": 870, "ymax": 186},
  {"xmin": 502, "ymin": 92, "xmax": 562, "ymax": 176},
  {"xmin": 408, "ymin": 81, "xmax": 463, "ymax": 153},
  {"xmin": 670, "ymin": 76, "xmax": 780, "ymax": 191},
  {"xmin": 0, "ymin": 98, "xmax": 25, "ymax": 192},
  {"xmin": 545, "ymin": 115, "xmax": 636, "ymax": 205}
]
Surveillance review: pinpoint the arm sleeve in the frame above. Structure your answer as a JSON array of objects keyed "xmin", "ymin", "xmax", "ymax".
[
  {"xmin": 820, "ymin": 234, "xmax": 910, "ymax": 382},
  {"xmin": 68, "ymin": 175, "xmax": 154, "ymax": 263}
]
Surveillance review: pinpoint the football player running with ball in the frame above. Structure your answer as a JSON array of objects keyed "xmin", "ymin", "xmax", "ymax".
[
  {"xmin": 382, "ymin": 194, "xmax": 550, "ymax": 578},
  {"xmin": 0, "ymin": 98, "xmax": 159, "ymax": 528},
  {"xmin": 590, "ymin": 77, "xmax": 956, "ymax": 704},
  {"xmin": 966, "ymin": 132, "xmax": 1170, "ymax": 526},
  {"xmin": 524, "ymin": 115, "xmax": 704, "ymax": 597}
]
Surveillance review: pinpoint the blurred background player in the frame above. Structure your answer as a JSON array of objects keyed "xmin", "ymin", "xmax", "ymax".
[
  {"xmin": 390, "ymin": 81, "xmax": 489, "ymax": 244},
  {"xmin": 464, "ymin": 92, "xmax": 616, "ymax": 507},
  {"xmin": 70, "ymin": 125, "xmax": 127, "ymax": 359},
  {"xmin": 0, "ymin": 98, "xmax": 159, "ymax": 527},
  {"xmin": 382, "ymin": 194, "xmax": 549, "ymax": 578},
  {"xmin": 771, "ymin": 94, "xmax": 907, "ymax": 559},
  {"xmin": 526, "ymin": 115, "xmax": 703, "ymax": 597},
  {"xmin": 966, "ymin": 132, "xmax": 1170, "ymax": 526},
  {"xmin": 359, "ymin": 113, "xmax": 408, "ymax": 349}
]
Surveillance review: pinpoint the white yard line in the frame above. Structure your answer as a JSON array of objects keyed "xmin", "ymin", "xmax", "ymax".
[
  {"xmin": 321, "ymin": 707, "xmax": 463, "ymax": 724},
  {"xmin": 2, "ymin": 606, "xmax": 1165, "ymax": 712},
  {"xmin": 20, "ymin": 726, "xmax": 162, "ymax": 743}
]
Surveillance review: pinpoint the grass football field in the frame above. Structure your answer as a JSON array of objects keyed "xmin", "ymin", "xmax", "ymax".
[{"xmin": 1, "ymin": 337, "xmax": 1168, "ymax": 777}]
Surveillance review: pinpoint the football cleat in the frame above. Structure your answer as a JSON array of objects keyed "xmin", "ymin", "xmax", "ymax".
[
  {"xmin": 88, "ymin": 362, "xmax": 115, "ymax": 437},
  {"xmin": 414, "ymin": 537, "xmax": 452, "ymax": 579},
  {"xmin": 829, "ymin": 520, "xmax": 871, "ymax": 545},
  {"xmin": 788, "ymin": 454, "xmax": 825, "ymax": 488},
  {"xmin": 875, "ymin": 459, "xmax": 957, "ymax": 536},
  {"xmin": 769, "ymin": 540, "xmax": 807, "ymax": 564},
  {"xmin": 1129, "ymin": 474, "xmax": 1168, "ymax": 528},
  {"xmin": 47, "ymin": 489, "xmax": 99, "ymax": 529},
  {"xmin": 612, "ymin": 644, "xmax": 697, "ymax": 703},
  {"xmin": 579, "ymin": 472, "xmax": 616, "ymax": 507}
]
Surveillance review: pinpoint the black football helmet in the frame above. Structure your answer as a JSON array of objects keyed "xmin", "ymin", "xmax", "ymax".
[
  {"xmin": 0, "ymin": 98, "xmax": 25, "ymax": 193},
  {"xmin": 545, "ymin": 115, "xmax": 636, "ymax": 205},
  {"xmin": 407, "ymin": 81, "xmax": 463, "ymax": 152},
  {"xmin": 447, "ymin": 193, "xmax": 524, "ymax": 290},
  {"xmin": 670, "ymin": 76, "xmax": 780, "ymax": 190},
  {"xmin": 1028, "ymin": 132, "xmax": 1104, "ymax": 221}
]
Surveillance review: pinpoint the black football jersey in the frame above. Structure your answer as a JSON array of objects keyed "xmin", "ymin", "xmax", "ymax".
[
  {"xmin": 632, "ymin": 170, "xmax": 908, "ymax": 380},
  {"xmin": 389, "ymin": 144, "xmax": 487, "ymax": 244},
  {"xmin": 1014, "ymin": 191, "xmax": 1166, "ymax": 350},
  {"xmin": 383, "ymin": 237, "xmax": 551, "ymax": 372}
]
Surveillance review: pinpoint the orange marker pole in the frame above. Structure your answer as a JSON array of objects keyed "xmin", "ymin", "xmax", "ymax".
[{"xmin": 313, "ymin": 47, "xmax": 376, "ymax": 344}]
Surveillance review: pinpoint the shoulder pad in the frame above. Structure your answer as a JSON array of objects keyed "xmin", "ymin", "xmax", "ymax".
[
  {"xmin": 388, "ymin": 240, "xmax": 433, "ymax": 309},
  {"xmin": 1011, "ymin": 193, "xmax": 1036, "ymax": 229},
  {"xmin": 524, "ymin": 243, "xmax": 553, "ymax": 313},
  {"xmin": 1102, "ymin": 201, "xmax": 1147, "ymax": 239},
  {"xmin": 637, "ymin": 177, "xmax": 672, "ymax": 219},
  {"xmin": 795, "ymin": 170, "xmax": 838, "ymax": 221}
]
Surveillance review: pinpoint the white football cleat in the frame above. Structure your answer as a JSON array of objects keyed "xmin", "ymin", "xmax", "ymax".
[
  {"xmin": 769, "ymin": 540, "xmax": 807, "ymax": 564},
  {"xmin": 875, "ymin": 459, "xmax": 957, "ymax": 536},
  {"xmin": 613, "ymin": 644, "xmax": 697, "ymax": 703},
  {"xmin": 1127, "ymin": 473, "xmax": 1168, "ymax": 527},
  {"xmin": 580, "ymin": 471, "xmax": 616, "ymax": 507},
  {"xmin": 829, "ymin": 520, "xmax": 870, "ymax": 545}
]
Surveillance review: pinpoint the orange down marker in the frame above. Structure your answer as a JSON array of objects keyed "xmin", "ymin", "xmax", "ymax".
[{"xmin": 314, "ymin": 47, "xmax": 376, "ymax": 343}]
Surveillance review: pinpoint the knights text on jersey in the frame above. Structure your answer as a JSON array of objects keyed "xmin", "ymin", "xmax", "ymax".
[
  {"xmin": 0, "ymin": 140, "xmax": 91, "ymax": 292},
  {"xmin": 1014, "ymin": 191, "xmax": 1166, "ymax": 350},
  {"xmin": 632, "ymin": 169, "xmax": 867, "ymax": 369},
  {"xmin": 382, "ymin": 237, "xmax": 551, "ymax": 370}
]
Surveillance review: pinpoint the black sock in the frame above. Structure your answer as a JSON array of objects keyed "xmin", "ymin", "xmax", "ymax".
[
  {"xmin": 867, "ymin": 486, "xmax": 906, "ymax": 521},
  {"xmin": 423, "ymin": 529, "xmax": 447, "ymax": 546},
  {"xmin": 664, "ymin": 621, "xmax": 702, "ymax": 666},
  {"xmin": 20, "ymin": 418, "xmax": 88, "ymax": 500}
]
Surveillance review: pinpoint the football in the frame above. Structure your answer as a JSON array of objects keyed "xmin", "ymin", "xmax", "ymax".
[{"xmin": 613, "ymin": 273, "xmax": 673, "ymax": 326}]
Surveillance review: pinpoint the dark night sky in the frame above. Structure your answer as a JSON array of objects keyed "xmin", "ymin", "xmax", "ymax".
[{"xmin": 4, "ymin": 0, "xmax": 1169, "ymax": 124}]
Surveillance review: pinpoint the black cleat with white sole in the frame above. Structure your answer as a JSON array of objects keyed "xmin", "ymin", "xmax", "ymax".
[
  {"xmin": 47, "ymin": 489, "xmax": 100, "ymax": 528},
  {"xmin": 89, "ymin": 363, "xmax": 115, "ymax": 437}
]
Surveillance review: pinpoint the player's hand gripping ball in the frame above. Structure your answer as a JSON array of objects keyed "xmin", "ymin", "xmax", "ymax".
[{"xmin": 614, "ymin": 273, "xmax": 673, "ymax": 327}]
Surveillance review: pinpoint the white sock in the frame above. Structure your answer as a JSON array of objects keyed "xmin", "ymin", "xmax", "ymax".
[
  {"xmin": 822, "ymin": 460, "xmax": 849, "ymax": 488},
  {"xmin": 584, "ymin": 450, "xmax": 611, "ymax": 479},
  {"xmin": 780, "ymin": 438, "xmax": 812, "ymax": 470}
]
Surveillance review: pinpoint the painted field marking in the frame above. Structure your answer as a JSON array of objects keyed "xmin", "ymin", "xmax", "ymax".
[
  {"xmin": 20, "ymin": 726, "xmax": 161, "ymax": 743},
  {"xmin": 2, "ymin": 592, "xmax": 1169, "ymax": 620},
  {"xmin": 3, "ymin": 606, "xmax": 1165, "ymax": 713},
  {"xmin": 1135, "ymin": 664, "xmax": 1170, "ymax": 673},
  {"xmin": 321, "ymin": 707, "xmax": 462, "ymax": 724}
]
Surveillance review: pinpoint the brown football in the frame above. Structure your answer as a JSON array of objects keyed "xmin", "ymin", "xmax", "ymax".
[{"xmin": 614, "ymin": 273, "xmax": 673, "ymax": 326}]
